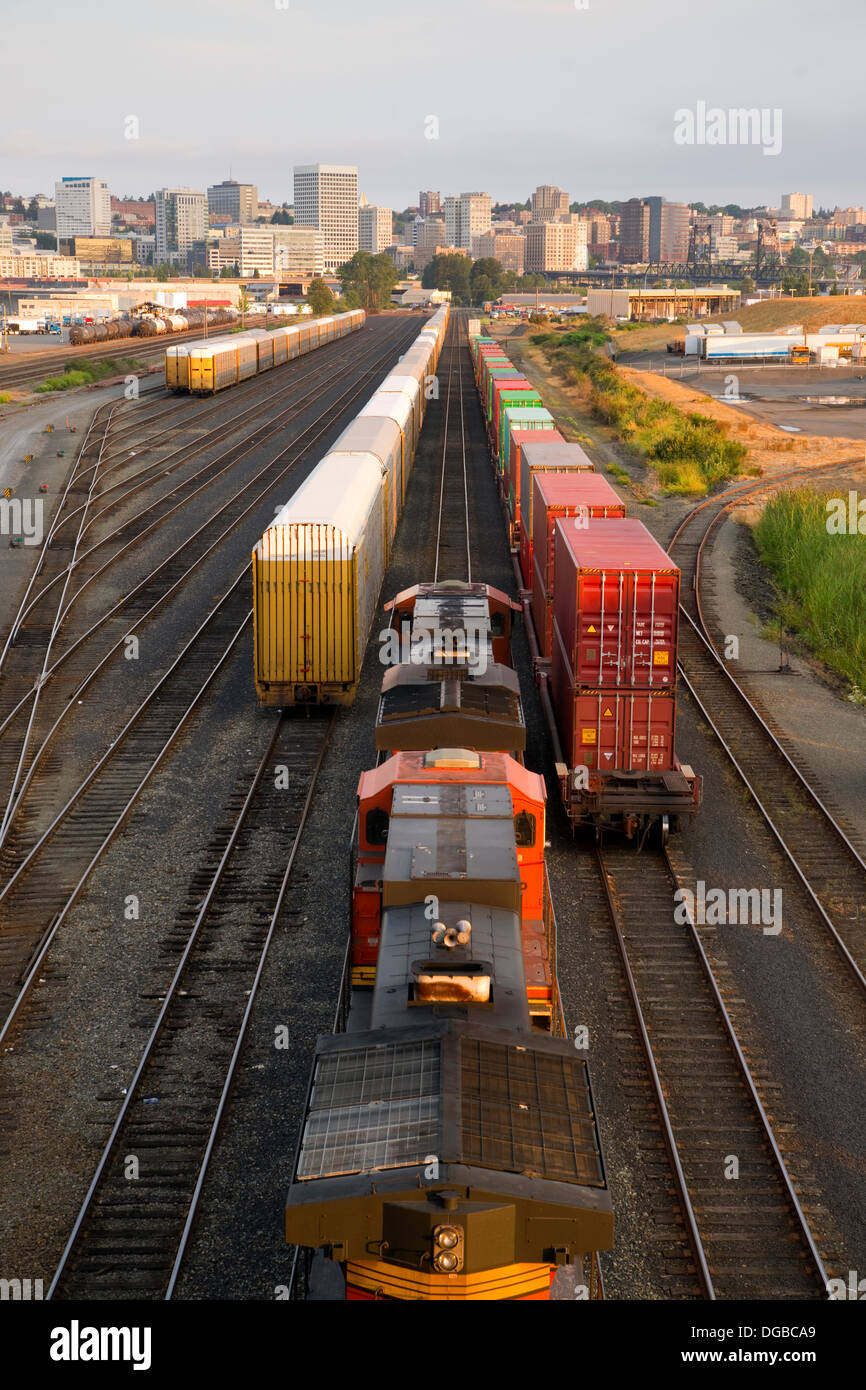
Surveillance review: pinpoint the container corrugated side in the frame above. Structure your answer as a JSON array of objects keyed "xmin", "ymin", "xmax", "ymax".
[
  {"xmin": 552, "ymin": 518, "xmax": 680, "ymax": 689},
  {"xmin": 530, "ymin": 473, "xmax": 626, "ymax": 657}
]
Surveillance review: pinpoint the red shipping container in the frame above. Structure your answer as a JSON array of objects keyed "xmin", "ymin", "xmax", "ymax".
[
  {"xmin": 549, "ymin": 675, "xmax": 677, "ymax": 773},
  {"xmin": 531, "ymin": 473, "xmax": 626, "ymax": 658},
  {"xmin": 552, "ymin": 518, "xmax": 680, "ymax": 687},
  {"xmin": 517, "ymin": 440, "xmax": 594, "ymax": 587}
]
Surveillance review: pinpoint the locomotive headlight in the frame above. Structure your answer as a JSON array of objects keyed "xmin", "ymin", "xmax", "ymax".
[
  {"xmin": 432, "ymin": 1223, "xmax": 464, "ymax": 1273},
  {"xmin": 435, "ymin": 1251, "xmax": 459, "ymax": 1273}
]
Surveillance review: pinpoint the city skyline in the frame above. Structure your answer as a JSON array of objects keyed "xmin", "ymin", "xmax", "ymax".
[{"xmin": 2, "ymin": 0, "xmax": 863, "ymax": 208}]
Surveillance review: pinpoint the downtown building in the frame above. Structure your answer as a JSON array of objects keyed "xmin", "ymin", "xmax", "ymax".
[
  {"xmin": 293, "ymin": 164, "xmax": 359, "ymax": 272},
  {"xmin": 525, "ymin": 216, "xmax": 588, "ymax": 273},
  {"xmin": 619, "ymin": 198, "xmax": 651, "ymax": 262},
  {"xmin": 646, "ymin": 197, "xmax": 691, "ymax": 263},
  {"xmin": 207, "ymin": 179, "xmax": 258, "ymax": 225},
  {"xmin": 419, "ymin": 190, "xmax": 441, "ymax": 217},
  {"xmin": 530, "ymin": 185, "xmax": 570, "ymax": 223},
  {"xmin": 471, "ymin": 229, "xmax": 526, "ymax": 275},
  {"xmin": 358, "ymin": 200, "xmax": 393, "ymax": 253},
  {"xmin": 55, "ymin": 177, "xmax": 111, "ymax": 238},
  {"xmin": 155, "ymin": 188, "xmax": 208, "ymax": 264},
  {"xmin": 444, "ymin": 192, "xmax": 492, "ymax": 250}
]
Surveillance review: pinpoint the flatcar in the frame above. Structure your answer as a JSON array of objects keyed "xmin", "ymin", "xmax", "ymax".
[
  {"xmin": 166, "ymin": 309, "xmax": 365, "ymax": 395},
  {"xmin": 286, "ymin": 737, "xmax": 613, "ymax": 1299},
  {"xmin": 252, "ymin": 307, "xmax": 449, "ymax": 705}
]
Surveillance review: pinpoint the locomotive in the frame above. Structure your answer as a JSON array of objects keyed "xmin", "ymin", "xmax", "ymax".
[{"xmin": 284, "ymin": 582, "xmax": 613, "ymax": 1300}]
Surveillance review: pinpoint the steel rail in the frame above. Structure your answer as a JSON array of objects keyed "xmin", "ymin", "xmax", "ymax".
[{"xmin": 164, "ymin": 715, "xmax": 335, "ymax": 1299}]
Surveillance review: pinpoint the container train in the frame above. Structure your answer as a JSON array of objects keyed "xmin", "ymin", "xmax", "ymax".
[
  {"xmin": 471, "ymin": 329, "xmax": 701, "ymax": 846},
  {"xmin": 284, "ymin": 580, "xmax": 613, "ymax": 1300},
  {"xmin": 252, "ymin": 306, "xmax": 448, "ymax": 703},
  {"xmin": 165, "ymin": 309, "xmax": 365, "ymax": 396}
]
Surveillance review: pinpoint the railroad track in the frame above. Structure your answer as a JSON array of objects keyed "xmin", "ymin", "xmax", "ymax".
[
  {"xmin": 0, "ymin": 325, "xmax": 219, "ymax": 391},
  {"xmin": 0, "ymin": 319, "xmax": 421, "ymax": 853},
  {"xmin": 433, "ymin": 314, "xmax": 473, "ymax": 583},
  {"xmin": 47, "ymin": 710, "xmax": 333, "ymax": 1299},
  {"xmin": 0, "ymin": 318, "xmax": 426, "ymax": 1031},
  {"xmin": 669, "ymin": 468, "xmax": 866, "ymax": 992},
  {"xmin": 596, "ymin": 843, "xmax": 829, "ymax": 1299}
]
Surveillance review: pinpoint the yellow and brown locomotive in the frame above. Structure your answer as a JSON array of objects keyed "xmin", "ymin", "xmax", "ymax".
[{"xmin": 284, "ymin": 582, "xmax": 613, "ymax": 1300}]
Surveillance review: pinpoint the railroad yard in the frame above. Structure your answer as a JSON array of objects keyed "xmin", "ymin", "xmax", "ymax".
[{"xmin": 1, "ymin": 307, "xmax": 865, "ymax": 1314}]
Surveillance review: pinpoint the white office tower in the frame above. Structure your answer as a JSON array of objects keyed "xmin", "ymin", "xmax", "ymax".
[
  {"xmin": 55, "ymin": 177, "xmax": 111, "ymax": 237},
  {"xmin": 294, "ymin": 164, "xmax": 359, "ymax": 272}
]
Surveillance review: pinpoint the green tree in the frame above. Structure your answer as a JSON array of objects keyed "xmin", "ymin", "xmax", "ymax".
[
  {"xmin": 307, "ymin": 277, "xmax": 336, "ymax": 315},
  {"xmin": 27, "ymin": 197, "xmax": 39, "ymax": 220},
  {"xmin": 271, "ymin": 209, "xmax": 293, "ymax": 225},
  {"xmin": 422, "ymin": 252, "xmax": 471, "ymax": 303},
  {"xmin": 337, "ymin": 251, "xmax": 399, "ymax": 310}
]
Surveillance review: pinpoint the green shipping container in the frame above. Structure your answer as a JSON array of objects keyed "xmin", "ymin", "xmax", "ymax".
[{"xmin": 500, "ymin": 405, "xmax": 555, "ymax": 474}]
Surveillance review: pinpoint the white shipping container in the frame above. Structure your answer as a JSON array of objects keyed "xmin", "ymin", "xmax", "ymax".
[
  {"xmin": 684, "ymin": 334, "xmax": 703, "ymax": 355},
  {"xmin": 703, "ymin": 333, "xmax": 792, "ymax": 359}
]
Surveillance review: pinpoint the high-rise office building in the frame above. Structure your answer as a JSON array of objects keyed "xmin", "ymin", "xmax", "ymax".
[
  {"xmin": 781, "ymin": 192, "xmax": 813, "ymax": 220},
  {"xmin": 646, "ymin": 197, "xmax": 690, "ymax": 263},
  {"xmin": 55, "ymin": 177, "xmax": 111, "ymax": 238},
  {"xmin": 154, "ymin": 188, "xmax": 208, "ymax": 262},
  {"xmin": 620, "ymin": 198, "xmax": 650, "ymax": 262},
  {"xmin": 419, "ymin": 191, "xmax": 441, "ymax": 217},
  {"xmin": 207, "ymin": 180, "xmax": 258, "ymax": 225},
  {"xmin": 293, "ymin": 164, "xmax": 359, "ymax": 272},
  {"xmin": 525, "ymin": 219, "xmax": 587, "ymax": 273},
  {"xmin": 358, "ymin": 203, "xmax": 393, "ymax": 253},
  {"xmin": 530, "ymin": 185, "xmax": 570, "ymax": 223},
  {"xmin": 444, "ymin": 192, "xmax": 491, "ymax": 250}
]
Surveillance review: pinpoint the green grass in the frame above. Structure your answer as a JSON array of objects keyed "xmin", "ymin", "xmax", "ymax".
[
  {"xmin": 532, "ymin": 327, "xmax": 747, "ymax": 495},
  {"xmin": 754, "ymin": 489, "xmax": 866, "ymax": 691},
  {"xmin": 0, "ymin": 392, "xmax": 12, "ymax": 403},
  {"xmin": 36, "ymin": 356, "xmax": 143, "ymax": 392},
  {"xmin": 606, "ymin": 463, "xmax": 631, "ymax": 485}
]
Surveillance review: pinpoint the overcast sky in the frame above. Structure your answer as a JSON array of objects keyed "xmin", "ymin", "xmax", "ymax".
[{"xmin": 1, "ymin": 0, "xmax": 862, "ymax": 210}]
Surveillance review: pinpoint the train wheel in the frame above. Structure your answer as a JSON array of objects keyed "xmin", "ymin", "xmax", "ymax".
[{"xmin": 657, "ymin": 814, "xmax": 670, "ymax": 848}]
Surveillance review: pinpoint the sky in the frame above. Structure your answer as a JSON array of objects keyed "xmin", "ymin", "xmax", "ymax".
[{"xmin": 1, "ymin": 0, "xmax": 863, "ymax": 211}]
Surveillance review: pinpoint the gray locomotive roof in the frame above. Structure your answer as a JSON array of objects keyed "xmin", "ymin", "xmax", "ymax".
[{"xmin": 370, "ymin": 900, "xmax": 530, "ymax": 1032}]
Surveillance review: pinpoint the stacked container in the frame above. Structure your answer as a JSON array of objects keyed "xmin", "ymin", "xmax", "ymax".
[
  {"xmin": 531, "ymin": 473, "xmax": 626, "ymax": 657},
  {"xmin": 517, "ymin": 439, "xmax": 594, "ymax": 585},
  {"xmin": 550, "ymin": 518, "xmax": 680, "ymax": 774},
  {"xmin": 507, "ymin": 427, "xmax": 564, "ymax": 529}
]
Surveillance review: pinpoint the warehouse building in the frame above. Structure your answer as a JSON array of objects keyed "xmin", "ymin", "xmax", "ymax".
[{"xmin": 586, "ymin": 284, "xmax": 741, "ymax": 321}]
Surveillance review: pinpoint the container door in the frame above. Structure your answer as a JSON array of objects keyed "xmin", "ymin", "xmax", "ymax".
[
  {"xmin": 620, "ymin": 692, "xmax": 675, "ymax": 771},
  {"xmin": 624, "ymin": 573, "xmax": 678, "ymax": 686},
  {"xmin": 575, "ymin": 571, "xmax": 626, "ymax": 684}
]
